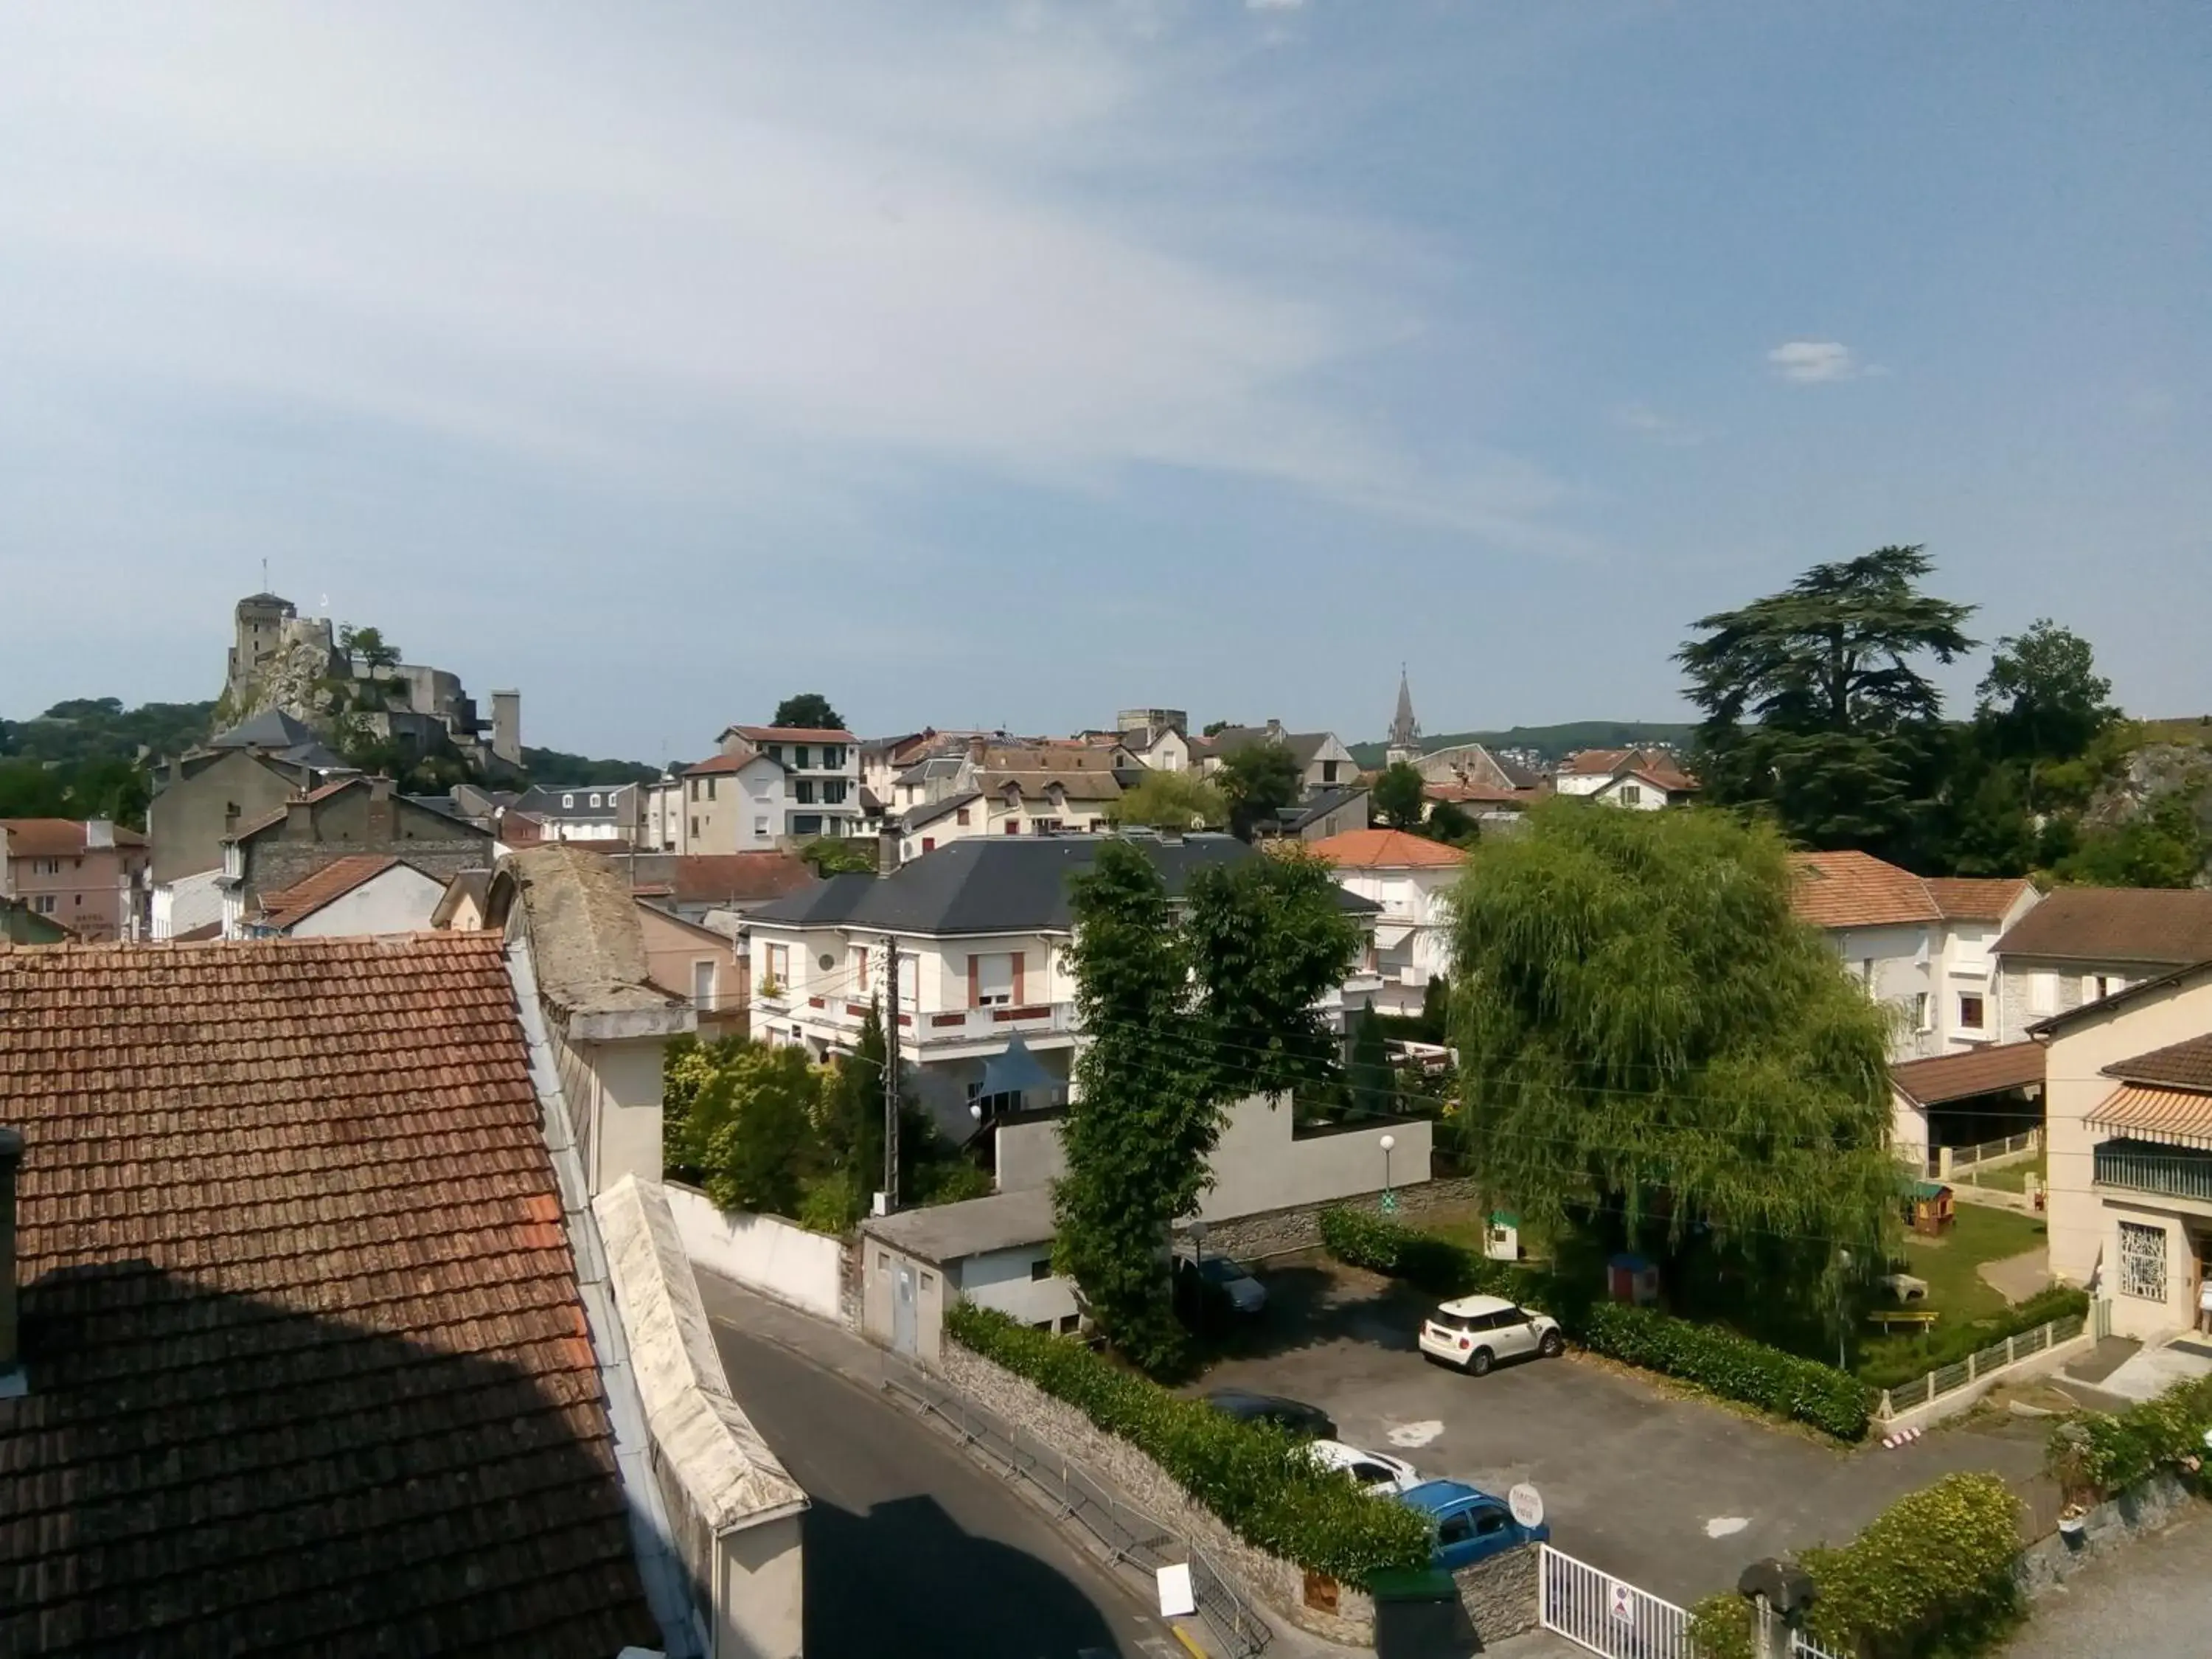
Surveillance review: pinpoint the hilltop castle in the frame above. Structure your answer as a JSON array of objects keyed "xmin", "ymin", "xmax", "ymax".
[{"xmin": 220, "ymin": 592, "xmax": 521, "ymax": 775}]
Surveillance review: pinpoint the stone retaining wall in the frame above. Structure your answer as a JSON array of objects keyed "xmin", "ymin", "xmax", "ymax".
[
  {"xmin": 1201, "ymin": 1174, "xmax": 1484, "ymax": 1260},
  {"xmin": 937, "ymin": 1339, "xmax": 1540, "ymax": 1649},
  {"xmin": 2017, "ymin": 1471, "xmax": 2198, "ymax": 1599}
]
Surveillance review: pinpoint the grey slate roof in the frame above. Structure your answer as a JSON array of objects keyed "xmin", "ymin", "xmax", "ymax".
[
  {"xmin": 1206, "ymin": 726, "xmax": 1335, "ymax": 768},
  {"xmin": 746, "ymin": 832, "xmax": 1379, "ymax": 936},
  {"xmin": 205, "ymin": 708, "xmax": 354, "ymax": 771},
  {"xmin": 861, "ymin": 1186, "xmax": 1057, "ymax": 1264},
  {"xmin": 900, "ymin": 790, "xmax": 983, "ymax": 834},
  {"xmin": 1276, "ymin": 785, "xmax": 1371, "ymax": 834}
]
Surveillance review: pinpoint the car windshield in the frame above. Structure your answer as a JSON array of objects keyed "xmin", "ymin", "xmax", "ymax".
[
  {"xmin": 1197, "ymin": 1258, "xmax": 1248, "ymax": 1284},
  {"xmin": 1430, "ymin": 1308, "xmax": 1486, "ymax": 1331}
]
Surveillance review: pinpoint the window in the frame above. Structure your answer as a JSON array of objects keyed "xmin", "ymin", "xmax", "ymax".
[
  {"xmin": 973, "ymin": 952, "xmax": 1017, "ymax": 1008},
  {"xmin": 922, "ymin": 837, "xmax": 936, "ymax": 853},
  {"xmin": 689, "ymin": 815, "xmax": 700, "ymax": 839},
  {"xmin": 1913, "ymin": 992, "xmax": 1930, "ymax": 1032},
  {"xmin": 765, "ymin": 943, "xmax": 789, "ymax": 987},
  {"xmin": 1322, "ymin": 760, "xmax": 1340, "ymax": 785},
  {"xmin": 791, "ymin": 814, "xmax": 822, "ymax": 835},
  {"xmin": 1437, "ymin": 1514, "xmax": 1474, "ymax": 1547},
  {"xmin": 852, "ymin": 945, "xmax": 871, "ymax": 994},
  {"xmin": 793, "ymin": 745, "xmax": 811, "ymax": 771},
  {"xmin": 562, "ymin": 793, "xmax": 574, "ymax": 808},
  {"xmin": 1474, "ymin": 1509, "xmax": 1509, "ymax": 1537},
  {"xmin": 822, "ymin": 779, "xmax": 848, "ymax": 804},
  {"xmin": 793, "ymin": 780, "xmax": 816, "ymax": 804},
  {"xmin": 956, "ymin": 808, "xmax": 972, "ymax": 827},
  {"xmin": 1958, "ymin": 993, "xmax": 1986, "ymax": 1031},
  {"xmin": 33, "ymin": 896, "xmax": 56, "ymax": 914},
  {"xmin": 1619, "ymin": 784, "xmax": 1643, "ymax": 807},
  {"xmin": 1030, "ymin": 1259, "xmax": 1053, "ymax": 1281},
  {"xmin": 691, "ymin": 959, "xmax": 717, "ymax": 1011},
  {"xmin": 754, "ymin": 816, "xmax": 770, "ymax": 836},
  {"xmin": 2029, "ymin": 971, "xmax": 2058, "ymax": 1015},
  {"xmin": 823, "ymin": 745, "xmax": 846, "ymax": 768},
  {"xmin": 1032, "ymin": 818, "xmax": 1063, "ymax": 834},
  {"xmin": 1003, "ymin": 819, "xmax": 1020, "ymax": 834},
  {"xmin": 919, "ymin": 1272, "xmax": 934, "ymax": 1293},
  {"xmin": 2119, "ymin": 1220, "xmax": 2167, "ymax": 1302},
  {"xmin": 1088, "ymin": 818, "xmax": 1105, "ymax": 832},
  {"xmin": 689, "ymin": 779, "xmax": 700, "ymax": 801},
  {"xmin": 1058, "ymin": 1312, "xmax": 1081, "ymax": 1334},
  {"xmin": 706, "ymin": 778, "xmax": 718, "ymax": 801},
  {"xmin": 588, "ymin": 793, "xmax": 602, "ymax": 809},
  {"xmin": 1032, "ymin": 1319, "xmax": 1053, "ymax": 1332}
]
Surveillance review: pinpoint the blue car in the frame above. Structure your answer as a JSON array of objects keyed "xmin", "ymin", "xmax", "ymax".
[{"xmin": 1397, "ymin": 1479, "xmax": 1548, "ymax": 1572}]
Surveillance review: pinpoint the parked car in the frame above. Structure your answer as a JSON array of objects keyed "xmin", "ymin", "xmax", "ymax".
[
  {"xmin": 1175, "ymin": 1251, "xmax": 1267, "ymax": 1316},
  {"xmin": 1305, "ymin": 1439, "xmax": 1423, "ymax": 1497},
  {"xmin": 1417, "ymin": 1293, "xmax": 1565, "ymax": 1376},
  {"xmin": 1200, "ymin": 1389, "xmax": 1337, "ymax": 1440},
  {"xmin": 1397, "ymin": 1479, "xmax": 1548, "ymax": 1571}
]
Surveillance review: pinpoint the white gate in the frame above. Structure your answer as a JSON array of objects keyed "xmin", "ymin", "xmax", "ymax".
[{"xmin": 1539, "ymin": 1543, "xmax": 1696, "ymax": 1659}]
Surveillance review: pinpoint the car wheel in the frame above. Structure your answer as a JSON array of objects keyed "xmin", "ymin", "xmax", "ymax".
[
  {"xmin": 1467, "ymin": 1346, "xmax": 1493, "ymax": 1377},
  {"xmin": 1539, "ymin": 1329, "xmax": 1565, "ymax": 1359}
]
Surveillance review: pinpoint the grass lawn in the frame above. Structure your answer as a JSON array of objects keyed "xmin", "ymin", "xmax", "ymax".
[{"xmin": 1857, "ymin": 1205, "xmax": 2051, "ymax": 1382}]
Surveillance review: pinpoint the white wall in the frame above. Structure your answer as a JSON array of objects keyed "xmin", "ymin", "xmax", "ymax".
[
  {"xmin": 1197, "ymin": 1098, "xmax": 1434, "ymax": 1222},
  {"xmin": 665, "ymin": 1181, "xmax": 846, "ymax": 1322},
  {"xmin": 152, "ymin": 868, "xmax": 225, "ymax": 939},
  {"xmin": 285, "ymin": 863, "xmax": 448, "ymax": 936},
  {"xmin": 956, "ymin": 1243, "xmax": 1079, "ymax": 1329},
  {"xmin": 997, "ymin": 1116, "xmax": 1068, "ymax": 1192}
]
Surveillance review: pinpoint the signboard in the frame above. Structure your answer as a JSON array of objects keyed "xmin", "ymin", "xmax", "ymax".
[
  {"xmin": 1156, "ymin": 1563, "xmax": 1197, "ymax": 1619},
  {"xmin": 1508, "ymin": 1483, "xmax": 1545, "ymax": 1529},
  {"xmin": 1610, "ymin": 1580, "xmax": 1634, "ymax": 1623},
  {"xmin": 1379, "ymin": 1189, "xmax": 1399, "ymax": 1217}
]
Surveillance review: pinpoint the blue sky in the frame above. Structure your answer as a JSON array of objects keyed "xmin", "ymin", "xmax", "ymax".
[{"xmin": 1, "ymin": 1, "xmax": 2205, "ymax": 762}]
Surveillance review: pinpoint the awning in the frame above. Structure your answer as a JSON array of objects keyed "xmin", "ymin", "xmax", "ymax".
[
  {"xmin": 1371, "ymin": 922, "xmax": 1416, "ymax": 950},
  {"xmin": 2086, "ymin": 1083, "xmax": 2212, "ymax": 1151},
  {"xmin": 980, "ymin": 1032, "xmax": 1058, "ymax": 1102}
]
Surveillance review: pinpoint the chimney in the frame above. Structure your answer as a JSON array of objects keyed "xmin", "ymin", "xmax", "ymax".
[
  {"xmin": 86, "ymin": 819, "xmax": 115, "ymax": 851},
  {"xmin": 1265, "ymin": 718, "xmax": 1284, "ymax": 742},
  {"xmin": 367, "ymin": 776, "xmax": 396, "ymax": 844},
  {"xmin": 877, "ymin": 828, "xmax": 901, "ymax": 877},
  {"xmin": 285, "ymin": 796, "xmax": 316, "ymax": 840},
  {"xmin": 0, "ymin": 1126, "xmax": 21, "ymax": 1385}
]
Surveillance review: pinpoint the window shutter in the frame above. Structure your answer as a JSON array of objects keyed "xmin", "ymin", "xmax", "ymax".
[
  {"xmin": 968, "ymin": 954, "xmax": 981, "ymax": 1009},
  {"xmin": 1012, "ymin": 951, "xmax": 1026, "ymax": 1006}
]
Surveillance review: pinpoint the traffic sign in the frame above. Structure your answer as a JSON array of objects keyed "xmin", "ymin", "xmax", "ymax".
[
  {"xmin": 1379, "ymin": 1189, "xmax": 1399, "ymax": 1216},
  {"xmin": 1610, "ymin": 1581, "xmax": 1634, "ymax": 1623},
  {"xmin": 1508, "ymin": 1484, "xmax": 1544, "ymax": 1528}
]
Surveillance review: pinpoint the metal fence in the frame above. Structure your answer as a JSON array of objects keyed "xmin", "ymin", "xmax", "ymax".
[
  {"xmin": 1930, "ymin": 1127, "xmax": 2041, "ymax": 1180},
  {"xmin": 882, "ymin": 1369, "xmax": 1273, "ymax": 1658},
  {"xmin": 1874, "ymin": 1310, "xmax": 2087, "ymax": 1419},
  {"xmin": 1539, "ymin": 1543, "xmax": 1695, "ymax": 1659}
]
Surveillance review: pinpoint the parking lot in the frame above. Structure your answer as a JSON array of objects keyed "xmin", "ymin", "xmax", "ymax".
[{"xmin": 1195, "ymin": 1257, "xmax": 2051, "ymax": 1605}]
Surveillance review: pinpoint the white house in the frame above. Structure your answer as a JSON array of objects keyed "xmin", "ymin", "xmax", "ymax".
[
  {"xmin": 742, "ymin": 832, "xmax": 1382, "ymax": 1134},
  {"xmin": 1199, "ymin": 722, "xmax": 1360, "ymax": 798},
  {"xmin": 1789, "ymin": 851, "xmax": 2041, "ymax": 1061},
  {"xmin": 2039, "ymin": 961, "xmax": 2212, "ymax": 1342},
  {"xmin": 894, "ymin": 745, "xmax": 1127, "ymax": 863},
  {"xmin": 720, "ymin": 723, "xmax": 863, "ymax": 840},
  {"xmin": 238, "ymin": 853, "xmax": 449, "ymax": 938},
  {"xmin": 150, "ymin": 866, "xmax": 226, "ymax": 940},
  {"xmin": 661, "ymin": 748, "xmax": 791, "ymax": 854},
  {"xmin": 1555, "ymin": 748, "xmax": 1699, "ymax": 809},
  {"xmin": 509, "ymin": 783, "xmax": 642, "ymax": 844},
  {"xmin": 1992, "ymin": 887, "xmax": 2212, "ymax": 1040},
  {"xmin": 1307, "ymin": 828, "xmax": 1467, "ymax": 1017}
]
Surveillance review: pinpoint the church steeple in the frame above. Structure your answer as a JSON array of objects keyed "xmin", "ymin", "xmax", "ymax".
[{"xmin": 1387, "ymin": 667, "xmax": 1420, "ymax": 765}]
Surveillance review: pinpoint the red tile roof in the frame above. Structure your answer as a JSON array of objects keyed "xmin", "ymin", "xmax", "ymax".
[
  {"xmin": 722, "ymin": 724, "xmax": 856, "ymax": 744},
  {"xmin": 1891, "ymin": 1040, "xmax": 2046, "ymax": 1105},
  {"xmin": 251, "ymin": 852, "xmax": 408, "ymax": 930},
  {"xmin": 1424, "ymin": 779, "xmax": 1537, "ymax": 807},
  {"xmin": 1307, "ymin": 828, "xmax": 1470, "ymax": 869},
  {"xmin": 667, "ymin": 852, "xmax": 821, "ymax": 905},
  {"xmin": 2106, "ymin": 1032, "xmax": 2212, "ymax": 1091},
  {"xmin": 1923, "ymin": 876, "xmax": 2037, "ymax": 922},
  {"xmin": 1790, "ymin": 850, "xmax": 1943, "ymax": 928},
  {"xmin": 1, "ymin": 818, "xmax": 147, "ymax": 858},
  {"xmin": 1994, "ymin": 886, "xmax": 2212, "ymax": 967},
  {"xmin": 0, "ymin": 933, "xmax": 657, "ymax": 1656}
]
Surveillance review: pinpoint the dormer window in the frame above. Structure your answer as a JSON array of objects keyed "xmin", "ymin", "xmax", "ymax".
[{"xmin": 562, "ymin": 793, "xmax": 574, "ymax": 809}]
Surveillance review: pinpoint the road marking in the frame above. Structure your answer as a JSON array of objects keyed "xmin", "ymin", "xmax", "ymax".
[
  {"xmin": 1387, "ymin": 1419, "xmax": 1444, "ymax": 1447},
  {"xmin": 1705, "ymin": 1516, "xmax": 1749, "ymax": 1538}
]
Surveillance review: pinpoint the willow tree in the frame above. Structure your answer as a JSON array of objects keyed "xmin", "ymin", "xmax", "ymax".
[{"xmin": 1449, "ymin": 800, "xmax": 1899, "ymax": 1322}]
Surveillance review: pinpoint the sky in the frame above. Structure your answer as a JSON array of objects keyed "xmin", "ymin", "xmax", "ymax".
[{"xmin": 1, "ymin": 2, "xmax": 2206, "ymax": 762}]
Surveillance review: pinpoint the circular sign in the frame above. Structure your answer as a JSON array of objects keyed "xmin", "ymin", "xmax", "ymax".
[{"xmin": 1509, "ymin": 1483, "xmax": 1545, "ymax": 1529}]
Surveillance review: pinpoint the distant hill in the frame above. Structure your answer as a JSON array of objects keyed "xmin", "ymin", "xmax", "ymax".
[
  {"xmin": 520, "ymin": 746, "xmax": 661, "ymax": 786},
  {"xmin": 1347, "ymin": 720, "xmax": 1697, "ymax": 770}
]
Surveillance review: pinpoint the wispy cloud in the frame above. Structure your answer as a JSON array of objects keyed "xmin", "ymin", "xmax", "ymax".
[
  {"xmin": 1613, "ymin": 403, "xmax": 1707, "ymax": 447},
  {"xmin": 1765, "ymin": 340, "xmax": 1863, "ymax": 383}
]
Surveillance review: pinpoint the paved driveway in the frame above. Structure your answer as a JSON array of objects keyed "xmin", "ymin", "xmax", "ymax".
[
  {"xmin": 2002, "ymin": 1509, "xmax": 2212, "ymax": 1658},
  {"xmin": 1200, "ymin": 1259, "xmax": 2050, "ymax": 1607}
]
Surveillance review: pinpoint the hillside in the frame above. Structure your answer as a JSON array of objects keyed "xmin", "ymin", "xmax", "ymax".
[{"xmin": 1346, "ymin": 720, "xmax": 1696, "ymax": 770}]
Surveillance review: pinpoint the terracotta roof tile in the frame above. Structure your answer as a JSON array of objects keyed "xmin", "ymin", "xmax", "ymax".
[
  {"xmin": 723, "ymin": 724, "xmax": 857, "ymax": 744},
  {"xmin": 1, "ymin": 819, "xmax": 147, "ymax": 858},
  {"xmin": 0, "ymin": 932, "xmax": 658, "ymax": 1657},
  {"xmin": 1994, "ymin": 886, "xmax": 2212, "ymax": 967},
  {"xmin": 1923, "ymin": 876, "xmax": 2037, "ymax": 922},
  {"xmin": 1790, "ymin": 851, "xmax": 1940, "ymax": 928},
  {"xmin": 251, "ymin": 852, "xmax": 406, "ymax": 930},
  {"xmin": 2106, "ymin": 1032, "xmax": 2212, "ymax": 1091},
  {"xmin": 1307, "ymin": 828, "xmax": 1470, "ymax": 869},
  {"xmin": 1891, "ymin": 1040, "xmax": 2046, "ymax": 1105}
]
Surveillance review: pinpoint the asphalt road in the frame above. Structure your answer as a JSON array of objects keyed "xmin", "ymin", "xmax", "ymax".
[
  {"xmin": 703, "ymin": 1277, "xmax": 1184, "ymax": 1659},
  {"xmin": 2003, "ymin": 1509, "xmax": 2212, "ymax": 1659}
]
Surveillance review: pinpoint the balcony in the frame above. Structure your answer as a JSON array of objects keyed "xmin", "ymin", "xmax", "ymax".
[
  {"xmin": 2094, "ymin": 1138, "xmax": 2212, "ymax": 1206},
  {"xmin": 790, "ymin": 995, "xmax": 1078, "ymax": 1054}
]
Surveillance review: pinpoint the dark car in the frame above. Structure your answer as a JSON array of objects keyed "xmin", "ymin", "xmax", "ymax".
[{"xmin": 1200, "ymin": 1389, "xmax": 1337, "ymax": 1440}]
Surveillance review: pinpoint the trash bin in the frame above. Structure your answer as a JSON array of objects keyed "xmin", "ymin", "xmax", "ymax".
[{"xmin": 1370, "ymin": 1567, "xmax": 1474, "ymax": 1659}]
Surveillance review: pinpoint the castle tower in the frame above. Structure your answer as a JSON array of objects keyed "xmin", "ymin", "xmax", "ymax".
[
  {"xmin": 1386, "ymin": 668, "xmax": 1421, "ymax": 766},
  {"xmin": 226, "ymin": 592, "xmax": 296, "ymax": 706}
]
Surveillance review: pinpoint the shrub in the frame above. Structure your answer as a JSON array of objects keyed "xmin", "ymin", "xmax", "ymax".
[
  {"xmin": 946, "ymin": 1302, "xmax": 1431, "ymax": 1583},
  {"xmin": 1319, "ymin": 1208, "xmax": 1871, "ymax": 1441},
  {"xmin": 1692, "ymin": 1473, "xmax": 2020, "ymax": 1659},
  {"xmin": 2046, "ymin": 1369, "xmax": 2212, "ymax": 1503},
  {"xmin": 1857, "ymin": 1284, "xmax": 2091, "ymax": 1391}
]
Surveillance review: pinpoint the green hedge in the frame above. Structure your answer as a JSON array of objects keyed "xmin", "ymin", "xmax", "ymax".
[
  {"xmin": 2046, "ymin": 1369, "xmax": 2212, "ymax": 1501},
  {"xmin": 1689, "ymin": 1472, "xmax": 2020, "ymax": 1659},
  {"xmin": 945, "ymin": 1301, "xmax": 1430, "ymax": 1582},
  {"xmin": 1320, "ymin": 1208, "xmax": 1872, "ymax": 1441},
  {"xmin": 1857, "ymin": 1284, "xmax": 2092, "ymax": 1391}
]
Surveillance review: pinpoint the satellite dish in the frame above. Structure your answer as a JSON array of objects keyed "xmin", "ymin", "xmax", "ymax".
[{"xmin": 1509, "ymin": 1484, "xmax": 1545, "ymax": 1528}]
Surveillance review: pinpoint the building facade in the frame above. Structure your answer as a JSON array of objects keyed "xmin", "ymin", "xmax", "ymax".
[
  {"xmin": 0, "ymin": 818, "xmax": 150, "ymax": 942},
  {"xmin": 719, "ymin": 725, "xmax": 862, "ymax": 839},
  {"xmin": 1308, "ymin": 828, "xmax": 1467, "ymax": 1018},
  {"xmin": 1993, "ymin": 888, "xmax": 2212, "ymax": 1041}
]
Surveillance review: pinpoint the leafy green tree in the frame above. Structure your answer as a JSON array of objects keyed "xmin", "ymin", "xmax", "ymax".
[
  {"xmin": 799, "ymin": 835, "xmax": 878, "ymax": 876},
  {"xmin": 773, "ymin": 692, "xmax": 845, "ymax": 730},
  {"xmin": 1214, "ymin": 741, "xmax": 1304, "ymax": 841},
  {"xmin": 1419, "ymin": 973, "xmax": 1450, "ymax": 1043},
  {"xmin": 1346, "ymin": 1004, "xmax": 1394, "ymax": 1121},
  {"xmin": 1679, "ymin": 546, "xmax": 1976, "ymax": 859},
  {"xmin": 819, "ymin": 1002, "xmax": 889, "ymax": 1190},
  {"xmin": 2055, "ymin": 791, "xmax": 2210, "ymax": 889},
  {"xmin": 1372, "ymin": 762, "xmax": 1428, "ymax": 831},
  {"xmin": 1422, "ymin": 800, "xmax": 1481, "ymax": 848},
  {"xmin": 667, "ymin": 1037, "xmax": 824, "ymax": 1217},
  {"xmin": 1056, "ymin": 839, "xmax": 1360, "ymax": 1370},
  {"xmin": 1975, "ymin": 619, "xmax": 2116, "ymax": 769},
  {"xmin": 1449, "ymin": 800, "xmax": 1899, "ymax": 1324},
  {"xmin": 338, "ymin": 624, "xmax": 402, "ymax": 671},
  {"xmin": 1108, "ymin": 769, "xmax": 1228, "ymax": 831}
]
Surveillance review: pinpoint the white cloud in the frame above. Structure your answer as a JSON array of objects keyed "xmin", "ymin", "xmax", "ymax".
[
  {"xmin": 1766, "ymin": 340, "xmax": 1862, "ymax": 383},
  {"xmin": 0, "ymin": 4, "xmax": 1560, "ymax": 545},
  {"xmin": 1614, "ymin": 403, "xmax": 1706, "ymax": 446},
  {"xmin": 1247, "ymin": 0, "xmax": 1309, "ymax": 10}
]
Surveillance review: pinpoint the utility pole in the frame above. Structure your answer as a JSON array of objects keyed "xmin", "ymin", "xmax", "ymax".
[{"xmin": 882, "ymin": 936, "xmax": 901, "ymax": 1214}]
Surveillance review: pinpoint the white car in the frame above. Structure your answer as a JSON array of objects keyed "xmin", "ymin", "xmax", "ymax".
[
  {"xmin": 1417, "ymin": 1293, "xmax": 1565, "ymax": 1376},
  {"xmin": 1306, "ymin": 1439, "xmax": 1424, "ymax": 1497}
]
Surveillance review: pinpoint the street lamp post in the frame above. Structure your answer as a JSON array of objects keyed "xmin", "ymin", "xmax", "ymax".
[
  {"xmin": 1379, "ymin": 1133, "xmax": 1397, "ymax": 1216},
  {"xmin": 1837, "ymin": 1248, "xmax": 1853, "ymax": 1371}
]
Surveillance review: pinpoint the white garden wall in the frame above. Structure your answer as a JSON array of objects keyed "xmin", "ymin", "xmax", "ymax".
[{"xmin": 665, "ymin": 1181, "xmax": 845, "ymax": 1321}]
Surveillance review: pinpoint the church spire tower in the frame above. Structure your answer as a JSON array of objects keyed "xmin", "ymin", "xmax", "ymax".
[{"xmin": 1386, "ymin": 666, "xmax": 1421, "ymax": 765}]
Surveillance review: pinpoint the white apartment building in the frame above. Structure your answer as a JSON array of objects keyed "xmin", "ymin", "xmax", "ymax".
[
  {"xmin": 893, "ymin": 745, "xmax": 1126, "ymax": 863},
  {"xmin": 1790, "ymin": 851, "xmax": 2041, "ymax": 1061},
  {"xmin": 1308, "ymin": 828, "xmax": 1467, "ymax": 1018},
  {"xmin": 1555, "ymin": 748, "xmax": 1699, "ymax": 809},
  {"xmin": 719, "ymin": 723, "xmax": 863, "ymax": 840},
  {"xmin": 743, "ymin": 832, "xmax": 1382, "ymax": 1133},
  {"xmin": 655, "ymin": 749, "xmax": 790, "ymax": 854}
]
